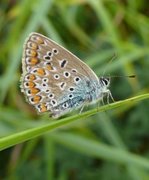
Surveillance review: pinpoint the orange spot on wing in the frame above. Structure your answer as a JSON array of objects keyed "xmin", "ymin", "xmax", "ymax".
[
  {"xmin": 26, "ymin": 49, "xmax": 37, "ymax": 57},
  {"xmin": 36, "ymin": 68, "xmax": 45, "ymax": 76},
  {"xmin": 27, "ymin": 74, "xmax": 36, "ymax": 81},
  {"xmin": 27, "ymin": 82, "xmax": 35, "ymax": 88},
  {"xmin": 29, "ymin": 57, "xmax": 39, "ymax": 65},
  {"xmin": 30, "ymin": 88, "xmax": 40, "ymax": 95},
  {"xmin": 31, "ymin": 95, "xmax": 41, "ymax": 104},
  {"xmin": 29, "ymin": 42, "xmax": 38, "ymax": 49},
  {"xmin": 36, "ymin": 37, "xmax": 44, "ymax": 44},
  {"xmin": 40, "ymin": 103, "xmax": 48, "ymax": 112},
  {"xmin": 46, "ymin": 65, "xmax": 53, "ymax": 70},
  {"xmin": 30, "ymin": 50, "xmax": 37, "ymax": 57}
]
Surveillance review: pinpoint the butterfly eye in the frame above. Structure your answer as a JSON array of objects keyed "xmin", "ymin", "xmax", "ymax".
[
  {"xmin": 101, "ymin": 78, "xmax": 110, "ymax": 86},
  {"xmin": 103, "ymin": 79, "xmax": 108, "ymax": 85}
]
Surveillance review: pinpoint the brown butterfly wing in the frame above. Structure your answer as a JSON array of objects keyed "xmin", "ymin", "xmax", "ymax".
[{"xmin": 21, "ymin": 32, "xmax": 98, "ymax": 117}]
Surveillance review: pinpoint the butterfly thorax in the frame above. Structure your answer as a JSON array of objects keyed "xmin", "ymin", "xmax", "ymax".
[{"xmin": 83, "ymin": 77, "xmax": 110, "ymax": 104}]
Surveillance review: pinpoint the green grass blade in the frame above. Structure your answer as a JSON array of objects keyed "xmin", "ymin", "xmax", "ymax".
[
  {"xmin": 0, "ymin": 93, "xmax": 149, "ymax": 151},
  {"xmin": 50, "ymin": 132, "xmax": 149, "ymax": 170}
]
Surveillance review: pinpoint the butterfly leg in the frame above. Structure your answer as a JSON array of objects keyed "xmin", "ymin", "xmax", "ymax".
[
  {"xmin": 101, "ymin": 97, "xmax": 105, "ymax": 106},
  {"xmin": 96, "ymin": 100, "xmax": 102, "ymax": 112},
  {"xmin": 79, "ymin": 104, "xmax": 85, "ymax": 114},
  {"xmin": 106, "ymin": 90, "xmax": 115, "ymax": 104}
]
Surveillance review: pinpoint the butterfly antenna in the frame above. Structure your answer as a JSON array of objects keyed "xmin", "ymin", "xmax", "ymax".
[
  {"xmin": 102, "ymin": 54, "xmax": 136, "ymax": 79},
  {"xmin": 102, "ymin": 53, "xmax": 117, "ymax": 77},
  {"xmin": 109, "ymin": 75, "xmax": 136, "ymax": 79}
]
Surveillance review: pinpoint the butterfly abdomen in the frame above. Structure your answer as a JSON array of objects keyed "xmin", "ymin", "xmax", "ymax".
[{"xmin": 50, "ymin": 96, "xmax": 84, "ymax": 118}]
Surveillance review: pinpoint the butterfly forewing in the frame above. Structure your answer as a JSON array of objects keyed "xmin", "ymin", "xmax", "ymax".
[{"xmin": 21, "ymin": 32, "xmax": 100, "ymax": 118}]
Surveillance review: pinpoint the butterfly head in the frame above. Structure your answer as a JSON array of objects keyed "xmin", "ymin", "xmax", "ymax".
[
  {"xmin": 98, "ymin": 77, "xmax": 114, "ymax": 103},
  {"xmin": 99, "ymin": 77, "xmax": 110, "ymax": 88}
]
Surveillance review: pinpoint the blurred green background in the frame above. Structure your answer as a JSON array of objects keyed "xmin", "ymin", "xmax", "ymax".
[{"xmin": 0, "ymin": 0, "xmax": 149, "ymax": 179}]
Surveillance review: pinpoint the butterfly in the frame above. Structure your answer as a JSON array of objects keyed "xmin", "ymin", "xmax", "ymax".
[{"xmin": 20, "ymin": 32, "xmax": 112, "ymax": 118}]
